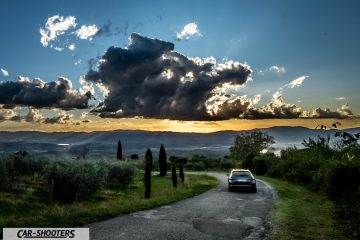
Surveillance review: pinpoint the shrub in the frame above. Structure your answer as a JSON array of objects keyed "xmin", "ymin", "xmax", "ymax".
[
  {"xmin": 130, "ymin": 154, "xmax": 139, "ymax": 160},
  {"xmin": 0, "ymin": 159, "xmax": 9, "ymax": 190},
  {"xmin": 43, "ymin": 161, "xmax": 108, "ymax": 204},
  {"xmin": 108, "ymin": 162, "xmax": 135, "ymax": 188},
  {"xmin": 241, "ymin": 153, "xmax": 255, "ymax": 170},
  {"xmin": 252, "ymin": 153, "xmax": 279, "ymax": 175},
  {"xmin": 185, "ymin": 161, "xmax": 206, "ymax": 171},
  {"xmin": 28, "ymin": 156, "xmax": 48, "ymax": 178},
  {"xmin": 219, "ymin": 159, "xmax": 235, "ymax": 170},
  {"xmin": 325, "ymin": 159, "xmax": 360, "ymax": 200}
]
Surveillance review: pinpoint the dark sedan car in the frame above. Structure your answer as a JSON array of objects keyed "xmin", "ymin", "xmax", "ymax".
[{"xmin": 228, "ymin": 169, "xmax": 257, "ymax": 192}]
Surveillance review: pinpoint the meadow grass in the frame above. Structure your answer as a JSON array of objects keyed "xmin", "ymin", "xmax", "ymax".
[
  {"xmin": 258, "ymin": 176, "xmax": 345, "ymax": 240},
  {"xmin": 0, "ymin": 173, "xmax": 218, "ymax": 235}
]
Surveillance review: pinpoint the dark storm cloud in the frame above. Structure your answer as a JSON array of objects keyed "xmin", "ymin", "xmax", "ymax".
[
  {"xmin": 0, "ymin": 77, "xmax": 92, "ymax": 109},
  {"xmin": 84, "ymin": 33, "xmax": 252, "ymax": 120}
]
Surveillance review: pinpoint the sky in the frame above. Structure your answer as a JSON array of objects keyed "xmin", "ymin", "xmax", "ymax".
[{"xmin": 0, "ymin": 0, "xmax": 359, "ymax": 132}]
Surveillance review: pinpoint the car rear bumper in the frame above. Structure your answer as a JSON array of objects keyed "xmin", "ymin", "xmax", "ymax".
[{"xmin": 228, "ymin": 183, "xmax": 256, "ymax": 188}]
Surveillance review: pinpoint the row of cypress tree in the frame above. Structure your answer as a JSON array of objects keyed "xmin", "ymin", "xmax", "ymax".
[
  {"xmin": 116, "ymin": 140, "xmax": 184, "ymax": 199},
  {"xmin": 117, "ymin": 140, "xmax": 167, "ymax": 175}
]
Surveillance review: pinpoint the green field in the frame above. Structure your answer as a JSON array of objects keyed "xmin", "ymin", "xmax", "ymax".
[
  {"xmin": 0, "ymin": 173, "xmax": 218, "ymax": 234},
  {"xmin": 258, "ymin": 176, "xmax": 345, "ymax": 240}
]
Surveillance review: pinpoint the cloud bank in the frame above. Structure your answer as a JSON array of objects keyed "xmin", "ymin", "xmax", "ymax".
[
  {"xmin": 0, "ymin": 76, "xmax": 92, "ymax": 109},
  {"xmin": 82, "ymin": 33, "xmax": 357, "ymax": 121},
  {"xmin": 85, "ymin": 33, "xmax": 252, "ymax": 120}
]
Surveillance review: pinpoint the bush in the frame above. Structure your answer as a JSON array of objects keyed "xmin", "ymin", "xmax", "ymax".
[
  {"xmin": 108, "ymin": 162, "xmax": 135, "ymax": 188},
  {"xmin": 218, "ymin": 159, "xmax": 235, "ymax": 170},
  {"xmin": 0, "ymin": 159, "xmax": 9, "ymax": 190},
  {"xmin": 325, "ymin": 159, "xmax": 360, "ymax": 200},
  {"xmin": 185, "ymin": 161, "xmax": 206, "ymax": 171},
  {"xmin": 44, "ymin": 161, "xmax": 109, "ymax": 204},
  {"xmin": 130, "ymin": 154, "xmax": 139, "ymax": 160}
]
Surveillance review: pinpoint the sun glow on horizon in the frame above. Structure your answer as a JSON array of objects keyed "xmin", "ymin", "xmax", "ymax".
[{"xmin": 0, "ymin": 118, "xmax": 359, "ymax": 133}]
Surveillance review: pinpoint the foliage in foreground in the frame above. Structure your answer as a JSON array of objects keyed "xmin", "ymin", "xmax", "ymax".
[
  {"xmin": 232, "ymin": 128, "xmax": 360, "ymax": 239},
  {"xmin": 259, "ymin": 176, "xmax": 344, "ymax": 240},
  {"xmin": 0, "ymin": 153, "xmax": 136, "ymax": 204},
  {"xmin": 0, "ymin": 173, "xmax": 218, "ymax": 235}
]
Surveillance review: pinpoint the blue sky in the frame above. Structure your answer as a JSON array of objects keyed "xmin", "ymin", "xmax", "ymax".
[{"xmin": 0, "ymin": 0, "xmax": 359, "ymax": 131}]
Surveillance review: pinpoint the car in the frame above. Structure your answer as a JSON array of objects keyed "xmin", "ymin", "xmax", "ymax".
[{"xmin": 228, "ymin": 169, "xmax": 257, "ymax": 192}]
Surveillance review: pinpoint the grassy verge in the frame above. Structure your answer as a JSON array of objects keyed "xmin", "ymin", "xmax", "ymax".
[
  {"xmin": 0, "ymin": 173, "xmax": 218, "ymax": 233},
  {"xmin": 257, "ymin": 176, "xmax": 345, "ymax": 240}
]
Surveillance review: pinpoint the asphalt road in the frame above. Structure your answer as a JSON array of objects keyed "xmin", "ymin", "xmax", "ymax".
[{"xmin": 87, "ymin": 172, "xmax": 276, "ymax": 240}]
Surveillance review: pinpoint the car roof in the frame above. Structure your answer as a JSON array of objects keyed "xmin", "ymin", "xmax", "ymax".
[{"xmin": 230, "ymin": 169, "xmax": 250, "ymax": 172}]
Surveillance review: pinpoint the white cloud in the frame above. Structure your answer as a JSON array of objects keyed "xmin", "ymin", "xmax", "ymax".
[
  {"xmin": 40, "ymin": 15, "xmax": 77, "ymax": 47},
  {"xmin": 269, "ymin": 65, "xmax": 286, "ymax": 74},
  {"xmin": 75, "ymin": 24, "xmax": 99, "ymax": 40},
  {"xmin": 252, "ymin": 94, "xmax": 261, "ymax": 105},
  {"xmin": 17, "ymin": 75, "xmax": 30, "ymax": 83},
  {"xmin": 287, "ymin": 75, "xmax": 309, "ymax": 88},
  {"xmin": 53, "ymin": 46, "xmax": 64, "ymax": 51},
  {"xmin": 303, "ymin": 103, "xmax": 355, "ymax": 119},
  {"xmin": 74, "ymin": 59, "xmax": 82, "ymax": 65},
  {"xmin": 176, "ymin": 22, "xmax": 202, "ymax": 40},
  {"xmin": 25, "ymin": 108, "xmax": 43, "ymax": 123},
  {"xmin": 80, "ymin": 111, "xmax": 89, "ymax": 119},
  {"xmin": 43, "ymin": 110, "xmax": 73, "ymax": 124},
  {"xmin": 1, "ymin": 68, "xmax": 9, "ymax": 77},
  {"xmin": 68, "ymin": 44, "xmax": 76, "ymax": 51},
  {"xmin": 0, "ymin": 108, "xmax": 19, "ymax": 121},
  {"xmin": 336, "ymin": 97, "xmax": 346, "ymax": 100}
]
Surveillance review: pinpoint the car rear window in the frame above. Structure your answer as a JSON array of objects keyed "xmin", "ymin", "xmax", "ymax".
[{"xmin": 231, "ymin": 172, "xmax": 251, "ymax": 178}]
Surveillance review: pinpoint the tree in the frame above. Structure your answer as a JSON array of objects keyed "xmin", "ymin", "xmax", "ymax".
[
  {"xmin": 158, "ymin": 144, "xmax": 167, "ymax": 176},
  {"xmin": 144, "ymin": 149, "xmax": 152, "ymax": 198},
  {"xmin": 81, "ymin": 147, "xmax": 89, "ymax": 159},
  {"xmin": 230, "ymin": 130, "xmax": 274, "ymax": 162},
  {"xmin": 171, "ymin": 163, "xmax": 177, "ymax": 188},
  {"xmin": 179, "ymin": 163, "xmax": 184, "ymax": 182},
  {"xmin": 117, "ymin": 140, "xmax": 122, "ymax": 160},
  {"xmin": 130, "ymin": 154, "xmax": 139, "ymax": 160}
]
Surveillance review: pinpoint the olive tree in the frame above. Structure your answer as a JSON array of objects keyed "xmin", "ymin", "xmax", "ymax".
[{"xmin": 230, "ymin": 130, "xmax": 274, "ymax": 164}]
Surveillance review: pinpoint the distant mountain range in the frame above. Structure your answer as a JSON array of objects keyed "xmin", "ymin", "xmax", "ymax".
[{"xmin": 0, "ymin": 126, "xmax": 359, "ymax": 158}]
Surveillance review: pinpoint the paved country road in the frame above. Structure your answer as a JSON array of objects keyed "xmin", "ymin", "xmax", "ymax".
[{"xmin": 87, "ymin": 172, "xmax": 276, "ymax": 240}]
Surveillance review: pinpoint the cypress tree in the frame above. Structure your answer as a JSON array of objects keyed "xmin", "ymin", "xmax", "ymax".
[
  {"xmin": 158, "ymin": 144, "xmax": 167, "ymax": 176},
  {"xmin": 179, "ymin": 163, "xmax": 184, "ymax": 182},
  {"xmin": 117, "ymin": 140, "xmax": 122, "ymax": 160},
  {"xmin": 144, "ymin": 148, "xmax": 152, "ymax": 198},
  {"xmin": 171, "ymin": 163, "xmax": 177, "ymax": 189}
]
